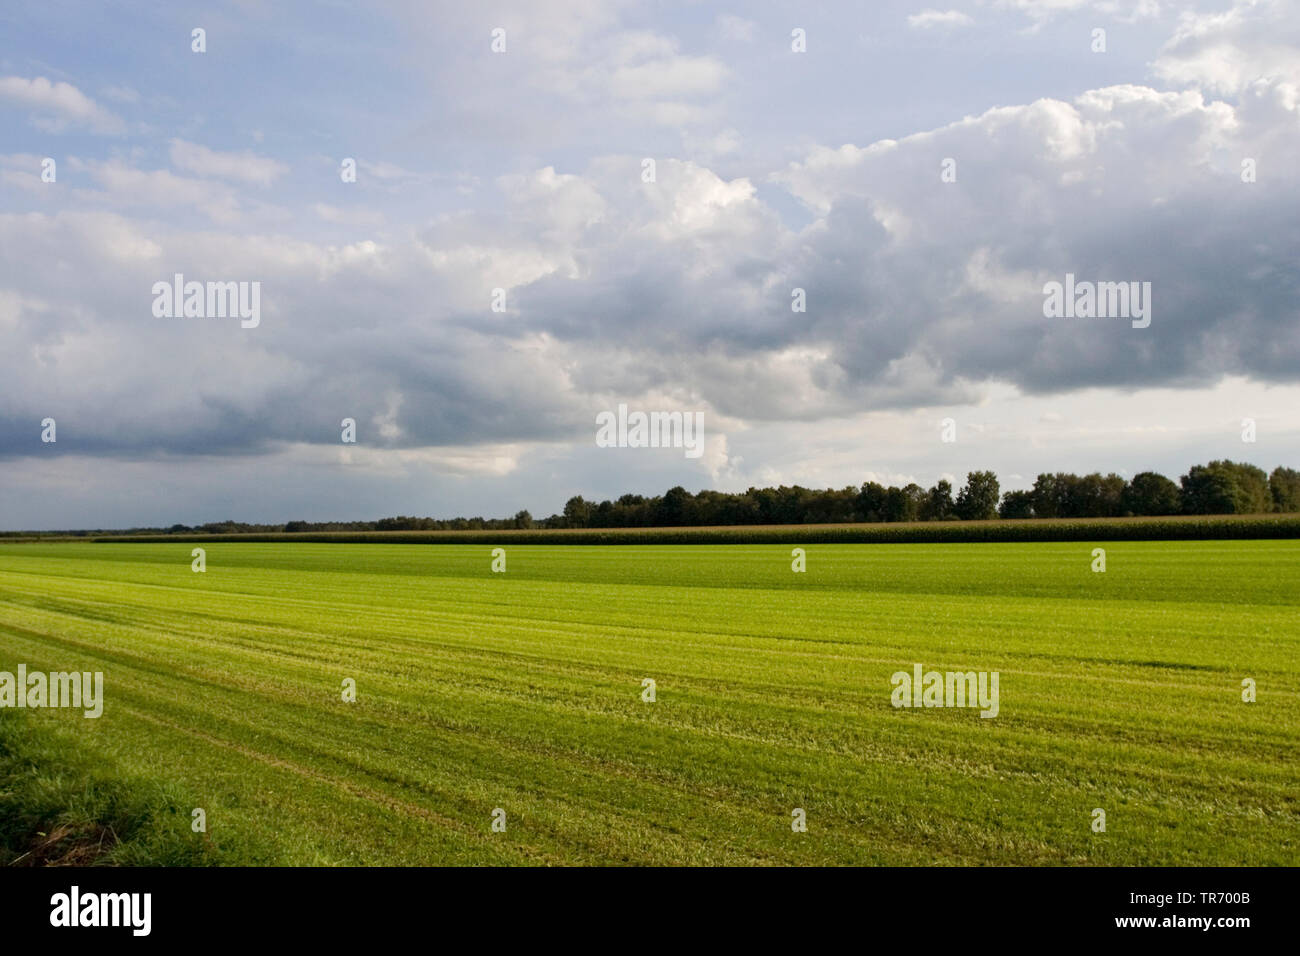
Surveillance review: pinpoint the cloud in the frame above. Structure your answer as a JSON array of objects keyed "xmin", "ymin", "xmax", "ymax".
[
  {"xmin": 0, "ymin": 152, "xmax": 55, "ymax": 194},
  {"xmin": 2, "ymin": 0, "xmax": 1297, "ymax": 528},
  {"xmin": 607, "ymin": 48, "xmax": 727, "ymax": 100},
  {"xmin": 0, "ymin": 75, "xmax": 124, "ymax": 134},
  {"xmin": 1153, "ymin": 0, "xmax": 1300, "ymax": 95},
  {"xmin": 100, "ymin": 84, "xmax": 140, "ymax": 104},
  {"xmin": 994, "ymin": 0, "xmax": 1160, "ymax": 24},
  {"xmin": 716, "ymin": 14, "xmax": 757, "ymax": 43},
  {"xmin": 394, "ymin": 3, "xmax": 728, "ymax": 133},
  {"xmin": 169, "ymin": 139, "xmax": 289, "ymax": 187},
  {"xmin": 312, "ymin": 202, "xmax": 386, "ymax": 227},
  {"xmin": 908, "ymin": 9, "xmax": 975, "ymax": 30},
  {"xmin": 5, "ymin": 50, "xmax": 1299, "ymax": 468},
  {"xmin": 66, "ymin": 158, "xmax": 248, "ymax": 224}
]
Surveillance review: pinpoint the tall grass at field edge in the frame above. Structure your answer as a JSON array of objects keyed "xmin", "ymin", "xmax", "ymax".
[
  {"xmin": 0, "ymin": 713, "xmax": 242, "ymax": 866},
  {"xmin": 85, "ymin": 513, "xmax": 1300, "ymax": 546}
]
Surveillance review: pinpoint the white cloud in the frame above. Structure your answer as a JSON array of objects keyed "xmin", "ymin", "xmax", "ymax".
[
  {"xmin": 359, "ymin": 159, "xmax": 420, "ymax": 181},
  {"xmin": 716, "ymin": 14, "xmax": 757, "ymax": 42},
  {"xmin": 169, "ymin": 139, "xmax": 289, "ymax": 187},
  {"xmin": 0, "ymin": 75, "xmax": 123, "ymax": 134},
  {"xmin": 1153, "ymin": 0, "xmax": 1300, "ymax": 96},
  {"xmin": 100, "ymin": 84, "xmax": 140, "ymax": 104},
  {"xmin": 995, "ymin": 0, "xmax": 1160, "ymax": 25},
  {"xmin": 68, "ymin": 158, "xmax": 246, "ymax": 223},
  {"xmin": 908, "ymin": 9, "xmax": 975, "ymax": 29},
  {"xmin": 608, "ymin": 52, "xmax": 727, "ymax": 100},
  {"xmin": 312, "ymin": 202, "xmax": 385, "ymax": 227},
  {"xmin": 397, "ymin": 5, "xmax": 728, "ymax": 132},
  {"xmin": 0, "ymin": 152, "xmax": 54, "ymax": 194}
]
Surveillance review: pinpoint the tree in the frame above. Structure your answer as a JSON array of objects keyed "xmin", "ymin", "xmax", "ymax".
[
  {"xmin": 1122, "ymin": 472, "xmax": 1180, "ymax": 515},
  {"xmin": 563, "ymin": 495, "xmax": 592, "ymax": 528},
  {"xmin": 655, "ymin": 486, "xmax": 692, "ymax": 526},
  {"xmin": 1216, "ymin": 461, "xmax": 1271, "ymax": 512},
  {"xmin": 1030, "ymin": 473, "xmax": 1068, "ymax": 518},
  {"xmin": 1181, "ymin": 460, "xmax": 1271, "ymax": 514},
  {"xmin": 1271, "ymin": 467, "xmax": 1300, "ymax": 512},
  {"xmin": 955, "ymin": 471, "xmax": 1000, "ymax": 521},
  {"xmin": 1075, "ymin": 472, "xmax": 1126, "ymax": 517},
  {"xmin": 593, "ymin": 500, "xmax": 615, "ymax": 525},
  {"xmin": 1030, "ymin": 471, "xmax": 1124, "ymax": 517},
  {"xmin": 773, "ymin": 486, "xmax": 808, "ymax": 524},
  {"xmin": 920, "ymin": 480, "xmax": 954, "ymax": 521},
  {"xmin": 998, "ymin": 490, "xmax": 1034, "ymax": 519},
  {"xmin": 882, "ymin": 485, "xmax": 918, "ymax": 522},
  {"xmin": 1180, "ymin": 466, "xmax": 1237, "ymax": 514},
  {"xmin": 902, "ymin": 483, "xmax": 927, "ymax": 520},
  {"xmin": 857, "ymin": 482, "xmax": 888, "ymax": 523},
  {"xmin": 341, "ymin": 459, "xmax": 1296, "ymax": 533}
]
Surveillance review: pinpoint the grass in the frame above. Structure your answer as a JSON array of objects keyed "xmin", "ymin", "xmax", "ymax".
[
  {"xmin": 0, "ymin": 711, "xmax": 239, "ymax": 866},
  {"xmin": 0, "ymin": 540, "xmax": 1296, "ymax": 866}
]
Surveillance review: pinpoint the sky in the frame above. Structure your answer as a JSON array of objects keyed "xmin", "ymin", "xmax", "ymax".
[{"xmin": 1, "ymin": 0, "xmax": 1298, "ymax": 530}]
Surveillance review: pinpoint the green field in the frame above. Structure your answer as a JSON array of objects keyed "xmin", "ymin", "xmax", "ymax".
[{"xmin": 1, "ymin": 540, "xmax": 1297, "ymax": 866}]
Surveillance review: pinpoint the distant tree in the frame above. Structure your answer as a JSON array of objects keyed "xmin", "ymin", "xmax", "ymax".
[
  {"xmin": 1030, "ymin": 473, "xmax": 1069, "ymax": 518},
  {"xmin": 955, "ymin": 471, "xmax": 1000, "ymax": 521},
  {"xmin": 903, "ymin": 483, "xmax": 927, "ymax": 520},
  {"xmin": 774, "ymin": 486, "xmax": 807, "ymax": 524},
  {"xmin": 805, "ymin": 486, "xmax": 856, "ymax": 524},
  {"xmin": 1218, "ymin": 461, "xmax": 1271, "ymax": 512},
  {"xmin": 748, "ymin": 487, "xmax": 776, "ymax": 523},
  {"xmin": 1179, "ymin": 466, "xmax": 1237, "ymax": 514},
  {"xmin": 1086, "ymin": 473, "xmax": 1127, "ymax": 517},
  {"xmin": 611, "ymin": 493, "xmax": 649, "ymax": 527},
  {"xmin": 708, "ymin": 489, "xmax": 757, "ymax": 525},
  {"xmin": 1181, "ymin": 460, "xmax": 1271, "ymax": 514},
  {"xmin": 882, "ymin": 485, "xmax": 918, "ymax": 522},
  {"xmin": 180, "ymin": 460, "xmax": 1297, "ymax": 537},
  {"xmin": 857, "ymin": 482, "xmax": 888, "ymax": 523},
  {"xmin": 655, "ymin": 486, "xmax": 692, "ymax": 526},
  {"xmin": 1271, "ymin": 467, "xmax": 1300, "ymax": 512},
  {"xmin": 377, "ymin": 515, "xmax": 423, "ymax": 531},
  {"xmin": 563, "ymin": 495, "xmax": 592, "ymax": 528},
  {"xmin": 998, "ymin": 490, "xmax": 1035, "ymax": 519},
  {"xmin": 1029, "ymin": 471, "xmax": 1124, "ymax": 517},
  {"xmin": 1122, "ymin": 472, "xmax": 1180, "ymax": 515},
  {"xmin": 920, "ymin": 480, "xmax": 955, "ymax": 521}
]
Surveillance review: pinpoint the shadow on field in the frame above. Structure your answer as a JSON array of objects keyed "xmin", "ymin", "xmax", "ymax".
[{"xmin": 0, "ymin": 713, "xmax": 234, "ymax": 867}]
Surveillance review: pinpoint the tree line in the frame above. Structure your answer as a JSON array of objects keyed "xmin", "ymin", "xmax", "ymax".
[
  {"xmin": 26, "ymin": 459, "xmax": 1294, "ymax": 537},
  {"xmin": 553, "ymin": 461, "xmax": 1299, "ymax": 528}
]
